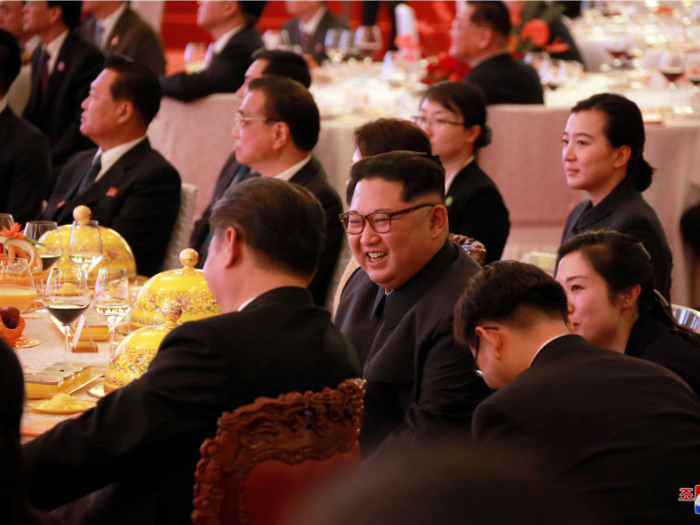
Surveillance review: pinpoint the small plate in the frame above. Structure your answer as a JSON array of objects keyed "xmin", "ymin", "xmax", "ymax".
[
  {"xmin": 88, "ymin": 384, "xmax": 106, "ymax": 398},
  {"xmin": 13, "ymin": 336, "xmax": 41, "ymax": 349},
  {"xmin": 29, "ymin": 401, "xmax": 96, "ymax": 414}
]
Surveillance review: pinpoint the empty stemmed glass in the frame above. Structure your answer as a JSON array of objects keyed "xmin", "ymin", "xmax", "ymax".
[
  {"xmin": 44, "ymin": 267, "xmax": 91, "ymax": 360},
  {"xmin": 354, "ymin": 25, "xmax": 383, "ymax": 65},
  {"xmin": 184, "ymin": 42, "xmax": 207, "ymax": 73},
  {"xmin": 325, "ymin": 28, "xmax": 344, "ymax": 64},
  {"xmin": 94, "ymin": 268, "xmax": 131, "ymax": 358},
  {"xmin": 68, "ymin": 219, "xmax": 103, "ymax": 281},
  {"xmin": 0, "ymin": 214, "xmax": 13, "ymax": 230},
  {"xmin": 23, "ymin": 221, "xmax": 63, "ymax": 272}
]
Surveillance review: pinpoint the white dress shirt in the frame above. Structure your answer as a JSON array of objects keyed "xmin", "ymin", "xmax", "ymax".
[
  {"xmin": 93, "ymin": 136, "xmax": 148, "ymax": 182},
  {"xmin": 274, "ymin": 155, "xmax": 312, "ymax": 182},
  {"xmin": 45, "ymin": 30, "xmax": 69, "ymax": 75},
  {"xmin": 299, "ymin": 6, "xmax": 326, "ymax": 36}
]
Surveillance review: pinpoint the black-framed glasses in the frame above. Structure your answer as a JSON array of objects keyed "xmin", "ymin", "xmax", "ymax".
[
  {"xmin": 473, "ymin": 326, "xmax": 500, "ymax": 377},
  {"xmin": 234, "ymin": 113, "xmax": 281, "ymax": 128},
  {"xmin": 338, "ymin": 204, "xmax": 437, "ymax": 234},
  {"xmin": 411, "ymin": 116, "xmax": 464, "ymax": 129}
]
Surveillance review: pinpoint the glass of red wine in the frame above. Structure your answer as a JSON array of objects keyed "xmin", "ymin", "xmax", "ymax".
[
  {"xmin": 605, "ymin": 32, "xmax": 629, "ymax": 69},
  {"xmin": 686, "ymin": 53, "xmax": 700, "ymax": 92},
  {"xmin": 44, "ymin": 267, "xmax": 91, "ymax": 359},
  {"xmin": 660, "ymin": 49, "xmax": 686, "ymax": 90}
]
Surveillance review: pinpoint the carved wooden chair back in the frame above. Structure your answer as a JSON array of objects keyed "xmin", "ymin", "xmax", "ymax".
[{"xmin": 192, "ymin": 378, "xmax": 365, "ymax": 525}]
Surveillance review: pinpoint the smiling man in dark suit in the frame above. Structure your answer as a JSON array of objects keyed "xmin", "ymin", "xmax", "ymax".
[
  {"xmin": 335, "ymin": 151, "xmax": 490, "ymax": 459},
  {"xmin": 450, "ymin": 1, "xmax": 542, "ymax": 105},
  {"xmin": 22, "ymin": 1, "xmax": 104, "ymax": 194},
  {"xmin": 283, "ymin": 1, "xmax": 348, "ymax": 63},
  {"xmin": 457, "ymin": 261, "xmax": 700, "ymax": 525},
  {"xmin": 25, "ymin": 177, "xmax": 361, "ymax": 525},
  {"xmin": 160, "ymin": 1, "xmax": 266, "ymax": 102},
  {"xmin": 41, "ymin": 55, "xmax": 181, "ymax": 277},
  {"xmin": 0, "ymin": 27, "xmax": 50, "ymax": 223},
  {"xmin": 81, "ymin": 1, "xmax": 165, "ymax": 75}
]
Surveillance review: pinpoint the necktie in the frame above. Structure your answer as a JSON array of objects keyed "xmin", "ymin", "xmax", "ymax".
[
  {"xmin": 39, "ymin": 48, "xmax": 50, "ymax": 99},
  {"xmin": 78, "ymin": 156, "xmax": 102, "ymax": 194},
  {"xmin": 300, "ymin": 30, "xmax": 310, "ymax": 54},
  {"xmin": 94, "ymin": 20, "xmax": 104, "ymax": 47}
]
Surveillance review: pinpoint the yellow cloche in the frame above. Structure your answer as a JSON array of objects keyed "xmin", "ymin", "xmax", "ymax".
[
  {"xmin": 104, "ymin": 300, "xmax": 183, "ymax": 393},
  {"xmin": 54, "ymin": 206, "xmax": 137, "ymax": 284},
  {"xmin": 130, "ymin": 248, "xmax": 219, "ymax": 329}
]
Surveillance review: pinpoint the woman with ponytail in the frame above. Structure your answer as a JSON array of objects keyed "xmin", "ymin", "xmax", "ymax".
[
  {"xmin": 561, "ymin": 93, "xmax": 673, "ymax": 300},
  {"xmin": 414, "ymin": 81, "xmax": 510, "ymax": 263},
  {"xmin": 556, "ymin": 230, "xmax": 700, "ymax": 396}
]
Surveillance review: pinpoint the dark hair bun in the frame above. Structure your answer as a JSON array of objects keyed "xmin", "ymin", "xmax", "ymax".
[
  {"xmin": 633, "ymin": 157, "xmax": 654, "ymax": 192},
  {"xmin": 475, "ymin": 124, "xmax": 492, "ymax": 150}
]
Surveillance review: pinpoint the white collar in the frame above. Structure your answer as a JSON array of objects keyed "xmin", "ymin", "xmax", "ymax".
[
  {"xmin": 93, "ymin": 136, "xmax": 147, "ymax": 182},
  {"xmin": 274, "ymin": 155, "xmax": 312, "ymax": 182},
  {"xmin": 45, "ymin": 29, "xmax": 69, "ymax": 75},
  {"xmin": 470, "ymin": 49, "xmax": 510, "ymax": 69},
  {"xmin": 98, "ymin": 2, "xmax": 128, "ymax": 48},
  {"xmin": 24, "ymin": 34, "xmax": 41, "ymax": 54},
  {"xmin": 237, "ymin": 296, "xmax": 257, "ymax": 311},
  {"xmin": 530, "ymin": 334, "xmax": 570, "ymax": 366},
  {"xmin": 300, "ymin": 6, "xmax": 326, "ymax": 36},
  {"xmin": 213, "ymin": 23, "xmax": 244, "ymax": 55},
  {"xmin": 445, "ymin": 156, "xmax": 474, "ymax": 194},
  {"xmin": 0, "ymin": 98, "xmax": 7, "ymax": 114}
]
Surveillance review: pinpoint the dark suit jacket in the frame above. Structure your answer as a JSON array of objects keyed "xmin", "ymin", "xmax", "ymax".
[
  {"xmin": 23, "ymin": 31, "xmax": 104, "ymax": 193},
  {"xmin": 81, "ymin": 8, "xmax": 166, "ymax": 75},
  {"xmin": 40, "ymin": 139, "xmax": 181, "ymax": 277},
  {"xmin": 561, "ymin": 179, "xmax": 673, "ymax": 301},
  {"xmin": 160, "ymin": 24, "xmax": 263, "ymax": 102},
  {"xmin": 190, "ymin": 151, "xmax": 252, "ymax": 264},
  {"xmin": 335, "ymin": 240, "xmax": 491, "ymax": 458},
  {"xmin": 24, "ymin": 287, "xmax": 361, "ymax": 525},
  {"xmin": 473, "ymin": 334, "xmax": 700, "ymax": 525},
  {"xmin": 0, "ymin": 106, "xmax": 50, "ymax": 224},
  {"xmin": 447, "ymin": 160, "xmax": 510, "ymax": 263},
  {"xmin": 282, "ymin": 8, "xmax": 348, "ymax": 63},
  {"xmin": 626, "ymin": 312, "xmax": 700, "ymax": 397},
  {"xmin": 464, "ymin": 53, "xmax": 544, "ymax": 105}
]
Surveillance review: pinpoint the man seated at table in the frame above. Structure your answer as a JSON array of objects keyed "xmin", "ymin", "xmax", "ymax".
[
  {"xmin": 450, "ymin": 1, "xmax": 543, "ymax": 105},
  {"xmin": 160, "ymin": 1, "xmax": 266, "ymax": 102},
  {"xmin": 40, "ymin": 55, "xmax": 181, "ymax": 277},
  {"xmin": 334, "ymin": 151, "xmax": 491, "ymax": 458},
  {"xmin": 81, "ymin": 1, "xmax": 166, "ymax": 75},
  {"xmin": 190, "ymin": 48, "xmax": 311, "ymax": 263},
  {"xmin": 232, "ymin": 76, "xmax": 344, "ymax": 307},
  {"xmin": 0, "ymin": 27, "xmax": 50, "ymax": 224},
  {"xmin": 283, "ymin": 1, "xmax": 348, "ymax": 64},
  {"xmin": 22, "ymin": 0, "xmax": 104, "ymax": 195},
  {"xmin": 24, "ymin": 177, "xmax": 361, "ymax": 525},
  {"xmin": 457, "ymin": 261, "xmax": 700, "ymax": 525}
]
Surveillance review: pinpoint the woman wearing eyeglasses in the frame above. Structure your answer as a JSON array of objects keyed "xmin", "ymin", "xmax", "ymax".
[
  {"xmin": 561, "ymin": 93, "xmax": 672, "ymax": 301},
  {"xmin": 415, "ymin": 81, "xmax": 509, "ymax": 263},
  {"xmin": 556, "ymin": 230, "xmax": 700, "ymax": 396}
]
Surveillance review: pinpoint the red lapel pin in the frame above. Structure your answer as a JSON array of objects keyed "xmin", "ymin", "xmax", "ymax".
[
  {"xmin": 111, "ymin": 36, "xmax": 119, "ymax": 47},
  {"xmin": 57, "ymin": 200, "xmax": 65, "ymax": 208},
  {"xmin": 57, "ymin": 61, "xmax": 65, "ymax": 72},
  {"xmin": 106, "ymin": 187, "xmax": 118, "ymax": 197}
]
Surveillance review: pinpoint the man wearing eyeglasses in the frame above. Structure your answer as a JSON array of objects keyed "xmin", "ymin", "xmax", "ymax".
[
  {"xmin": 334, "ymin": 150, "xmax": 491, "ymax": 459},
  {"xmin": 456, "ymin": 261, "xmax": 700, "ymax": 525},
  {"xmin": 228, "ymin": 75, "xmax": 343, "ymax": 307}
]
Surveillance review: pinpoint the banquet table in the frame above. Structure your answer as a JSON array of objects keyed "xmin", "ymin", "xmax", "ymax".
[{"xmin": 148, "ymin": 68, "xmax": 700, "ymax": 307}]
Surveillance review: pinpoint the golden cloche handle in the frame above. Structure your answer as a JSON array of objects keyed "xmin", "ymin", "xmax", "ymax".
[
  {"xmin": 179, "ymin": 248, "xmax": 199, "ymax": 269},
  {"xmin": 73, "ymin": 205, "xmax": 92, "ymax": 222}
]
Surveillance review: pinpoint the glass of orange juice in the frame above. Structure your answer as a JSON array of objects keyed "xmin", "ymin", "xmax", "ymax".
[{"xmin": 0, "ymin": 257, "xmax": 37, "ymax": 313}]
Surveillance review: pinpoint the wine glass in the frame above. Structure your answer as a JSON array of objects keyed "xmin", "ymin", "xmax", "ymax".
[
  {"xmin": 660, "ymin": 49, "xmax": 686, "ymax": 90},
  {"xmin": 686, "ymin": 53, "xmax": 700, "ymax": 91},
  {"xmin": 0, "ymin": 214, "xmax": 13, "ymax": 230},
  {"xmin": 184, "ymin": 42, "xmax": 207, "ymax": 73},
  {"xmin": 0, "ymin": 257, "xmax": 39, "ymax": 347},
  {"xmin": 325, "ymin": 28, "xmax": 344, "ymax": 64},
  {"xmin": 605, "ymin": 32, "xmax": 629, "ymax": 69},
  {"xmin": 339, "ymin": 29, "xmax": 356, "ymax": 62},
  {"xmin": 44, "ymin": 267, "xmax": 91, "ymax": 360},
  {"xmin": 94, "ymin": 268, "xmax": 130, "ymax": 357},
  {"xmin": 263, "ymin": 29, "xmax": 289, "ymax": 50},
  {"xmin": 354, "ymin": 25, "xmax": 383, "ymax": 65},
  {"xmin": 23, "ymin": 221, "xmax": 63, "ymax": 272},
  {"xmin": 68, "ymin": 220, "xmax": 103, "ymax": 280}
]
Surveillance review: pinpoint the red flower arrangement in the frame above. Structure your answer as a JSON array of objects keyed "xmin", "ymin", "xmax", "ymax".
[{"xmin": 423, "ymin": 51, "xmax": 471, "ymax": 85}]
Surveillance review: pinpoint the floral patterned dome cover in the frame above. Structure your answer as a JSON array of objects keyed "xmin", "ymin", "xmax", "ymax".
[
  {"xmin": 130, "ymin": 248, "xmax": 219, "ymax": 329},
  {"xmin": 104, "ymin": 300, "xmax": 182, "ymax": 393}
]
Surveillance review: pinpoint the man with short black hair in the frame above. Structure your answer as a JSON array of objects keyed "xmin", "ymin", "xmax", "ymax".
[
  {"xmin": 283, "ymin": 1, "xmax": 348, "ymax": 63},
  {"xmin": 0, "ymin": 26, "xmax": 49, "ymax": 223},
  {"xmin": 22, "ymin": 1, "xmax": 104, "ymax": 193},
  {"xmin": 41, "ymin": 55, "xmax": 181, "ymax": 276},
  {"xmin": 231, "ymin": 76, "xmax": 343, "ymax": 306},
  {"xmin": 457, "ymin": 261, "xmax": 700, "ymax": 525},
  {"xmin": 190, "ymin": 49, "xmax": 313, "ymax": 265},
  {"xmin": 25, "ymin": 177, "xmax": 360, "ymax": 525},
  {"xmin": 160, "ymin": 1, "xmax": 266, "ymax": 102},
  {"xmin": 81, "ymin": 1, "xmax": 166, "ymax": 75},
  {"xmin": 335, "ymin": 150, "xmax": 490, "ymax": 458},
  {"xmin": 450, "ymin": 0, "xmax": 542, "ymax": 105}
]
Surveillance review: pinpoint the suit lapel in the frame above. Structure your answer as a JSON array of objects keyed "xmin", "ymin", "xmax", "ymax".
[
  {"xmin": 43, "ymin": 33, "xmax": 73, "ymax": 107},
  {"xmin": 106, "ymin": 8, "xmax": 129, "ymax": 51},
  {"xmin": 25, "ymin": 46, "xmax": 43, "ymax": 115},
  {"xmin": 0, "ymin": 107, "xmax": 17, "ymax": 149},
  {"xmin": 288, "ymin": 158, "xmax": 319, "ymax": 187}
]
